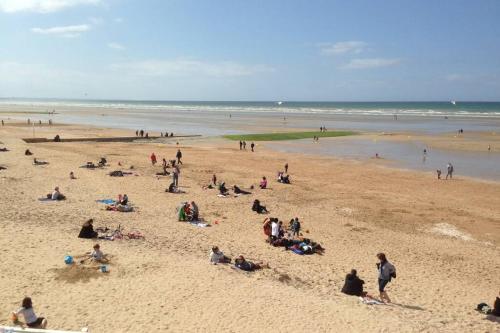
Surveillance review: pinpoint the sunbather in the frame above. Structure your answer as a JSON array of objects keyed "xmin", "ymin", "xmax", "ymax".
[
  {"xmin": 209, "ymin": 246, "xmax": 231, "ymax": 264},
  {"xmin": 252, "ymin": 199, "xmax": 268, "ymax": 214},
  {"xmin": 33, "ymin": 158, "xmax": 48, "ymax": 165},
  {"xmin": 78, "ymin": 219, "xmax": 98, "ymax": 239},
  {"xmin": 49, "ymin": 186, "xmax": 66, "ymax": 200},
  {"xmin": 234, "ymin": 256, "xmax": 268, "ymax": 271},
  {"xmin": 11, "ymin": 297, "xmax": 47, "ymax": 329},
  {"xmin": 233, "ymin": 185, "xmax": 251, "ymax": 195}
]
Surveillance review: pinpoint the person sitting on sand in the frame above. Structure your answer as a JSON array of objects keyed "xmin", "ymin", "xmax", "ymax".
[
  {"xmin": 376, "ymin": 252, "xmax": 396, "ymax": 304},
  {"xmin": 50, "ymin": 186, "xmax": 65, "ymax": 200},
  {"xmin": 98, "ymin": 157, "xmax": 107, "ymax": 167},
  {"xmin": 25, "ymin": 149, "xmax": 33, "ymax": 156},
  {"xmin": 494, "ymin": 292, "xmax": 500, "ymax": 316},
  {"xmin": 233, "ymin": 185, "xmax": 251, "ymax": 195},
  {"xmin": 277, "ymin": 172, "xmax": 290, "ymax": 184},
  {"xmin": 11, "ymin": 297, "xmax": 47, "ymax": 329},
  {"xmin": 234, "ymin": 256, "xmax": 268, "ymax": 271},
  {"xmin": 252, "ymin": 199, "xmax": 268, "ymax": 214},
  {"xmin": 167, "ymin": 182, "xmax": 178, "ymax": 193},
  {"xmin": 219, "ymin": 182, "xmax": 229, "ymax": 196},
  {"xmin": 209, "ymin": 246, "xmax": 231, "ymax": 264},
  {"xmin": 259, "ymin": 176, "xmax": 267, "ymax": 189},
  {"xmin": 89, "ymin": 244, "xmax": 108, "ymax": 263},
  {"xmin": 190, "ymin": 201, "xmax": 199, "ymax": 221},
  {"xmin": 119, "ymin": 194, "xmax": 129, "ymax": 206},
  {"xmin": 78, "ymin": 219, "xmax": 98, "ymax": 239},
  {"xmin": 341, "ymin": 269, "xmax": 366, "ymax": 297},
  {"xmin": 178, "ymin": 202, "xmax": 189, "ymax": 221},
  {"xmin": 69, "ymin": 171, "xmax": 76, "ymax": 179}
]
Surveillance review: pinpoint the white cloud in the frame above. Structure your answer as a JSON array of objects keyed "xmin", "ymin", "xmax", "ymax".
[
  {"xmin": 113, "ymin": 17, "xmax": 123, "ymax": 23},
  {"xmin": 341, "ymin": 58, "xmax": 400, "ymax": 69},
  {"xmin": 0, "ymin": 0, "xmax": 100, "ymax": 13},
  {"xmin": 110, "ymin": 59, "xmax": 275, "ymax": 77},
  {"xmin": 319, "ymin": 41, "xmax": 368, "ymax": 55},
  {"xmin": 31, "ymin": 24, "xmax": 90, "ymax": 38},
  {"xmin": 108, "ymin": 42, "xmax": 125, "ymax": 50}
]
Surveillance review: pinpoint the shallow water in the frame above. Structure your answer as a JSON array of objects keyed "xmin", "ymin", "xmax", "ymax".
[{"xmin": 267, "ymin": 138, "xmax": 500, "ymax": 181}]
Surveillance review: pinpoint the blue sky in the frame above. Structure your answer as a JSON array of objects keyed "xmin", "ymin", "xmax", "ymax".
[{"xmin": 1, "ymin": 0, "xmax": 499, "ymax": 101}]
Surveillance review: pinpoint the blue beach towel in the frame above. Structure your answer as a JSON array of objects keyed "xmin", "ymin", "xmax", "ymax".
[{"xmin": 96, "ymin": 199, "xmax": 116, "ymax": 204}]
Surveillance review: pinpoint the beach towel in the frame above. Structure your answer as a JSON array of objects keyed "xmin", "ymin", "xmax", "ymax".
[
  {"xmin": 96, "ymin": 199, "xmax": 116, "ymax": 204},
  {"xmin": 291, "ymin": 248, "xmax": 305, "ymax": 255},
  {"xmin": 360, "ymin": 297, "xmax": 384, "ymax": 305}
]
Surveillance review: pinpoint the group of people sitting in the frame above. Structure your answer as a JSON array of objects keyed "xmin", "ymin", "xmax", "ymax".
[
  {"xmin": 82, "ymin": 157, "xmax": 107, "ymax": 169},
  {"xmin": 262, "ymin": 217, "xmax": 324, "ymax": 255},
  {"xmin": 209, "ymin": 246, "xmax": 268, "ymax": 271},
  {"xmin": 277, "ymin": 171, "xmax": 291, "ymax": 184},
  {"xmin": 217, "ymin": 182, "xmax": 252, "ymax": 196},
  {"xmin": 177, "ymin": 201, "xmax": 199, "ymax": 221},
  {"xmin": 105, "ymin": 194, "xmax": 133, "ymax": 212}
]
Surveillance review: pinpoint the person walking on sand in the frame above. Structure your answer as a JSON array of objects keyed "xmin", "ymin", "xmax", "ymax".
[
  {"xmin": 150, "ymin": 153, "xmax": 157, "ymax": 166},
  {"xmin": 376, "ymin": 253, "xmax": 396, "ymax": 304},
  {"xmin": 251, "ymin": 142, "xmax": 255, "ymax": 152},
  {"xmin": 446, "ymin": 162, "xmax": 454, "ymax": 180},
  {"xmin": 176, "ymin": 149, "xmax": 183, "ymax": 165}
]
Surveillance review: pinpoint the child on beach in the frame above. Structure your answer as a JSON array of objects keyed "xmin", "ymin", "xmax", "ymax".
[
  {"xmin": 234, "ymin": 256, "xmax": 268, "ymax": 271},
  {"xmin": 259, "ymin": 176, "xmax": 267, "ymax": 189},
  {"xmin": 90, "ymin": 244, "xmax": 108, "ymax": 263},
  {"xmin": 446, "ymin": 163, "xmax": 454, "ymax": 179},
  {"xmin": 209, "ymin": 246, "xmax": 231, "ymax": 264},
  {"xmin": 436, "ymin": 169, "xmax": 441, "ymax": 179},
  {"xmin": 11, "ymin": 297, "xmax": 47, "ymax": 329}
]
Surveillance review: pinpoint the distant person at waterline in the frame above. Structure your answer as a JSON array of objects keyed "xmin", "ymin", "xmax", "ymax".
[{"xmin": 446, "ymin": 163, "xmax": 454, "ymax": 180}]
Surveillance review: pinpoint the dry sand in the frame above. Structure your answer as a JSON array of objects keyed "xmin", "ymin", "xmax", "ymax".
[{"xmin": 1, "ymin": 123, "xmax": 499, "ymax": 332}]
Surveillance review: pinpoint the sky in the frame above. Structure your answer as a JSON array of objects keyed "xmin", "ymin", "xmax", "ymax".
[{"xmin": 1, "ymin": 0, "xmax": 500, "ymax": 101}]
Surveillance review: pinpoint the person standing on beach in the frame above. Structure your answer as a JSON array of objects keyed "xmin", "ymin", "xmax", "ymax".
[
  {"xmin": 436, "ymin": 169, "xmax": 441, "ymax": 179},
  {"xmin": 376, "ymin": 253, "xmax": 396, "ymax": 304},
  {"xmin": 173, "ymin": 165, "xmax": 180, "ymax": 187},
  {"xmin": 243, "ymin": 141, "xmax": 247, "ymax": 150},
  {"xmin": 239, "ymin": 141, "xmax": 243, "ymax": 150},
  {"xmin": 150, "ymin": 153, "xmax": 157, "ymax": 166},
  {"xmin": 251, "ymin": 142, "xmax": 255, "ymax": 152},
  {"xmin": 135, "ymin": 130, "xmax": 138, "ymax": 136},
  {"xmin": 446, "ymin": 163, "xmax": 454, "ymax": 180},
  {"xmin": 176, "ymin": 149, "xmax": 183, "ymax": 165},
  {"xmin": 284, "ymin": 163, "xmax": 288, "ymax": 173}
]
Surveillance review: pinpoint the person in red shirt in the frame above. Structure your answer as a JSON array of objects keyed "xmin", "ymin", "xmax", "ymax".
[{"xmin": 150, "ymin": 153, "xmax": 157, "ymax": 165}]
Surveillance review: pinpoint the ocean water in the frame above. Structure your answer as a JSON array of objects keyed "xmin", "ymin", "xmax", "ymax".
[{"xmin": 1, "ymin": 99, "xmax": 500, "ymax": 135}]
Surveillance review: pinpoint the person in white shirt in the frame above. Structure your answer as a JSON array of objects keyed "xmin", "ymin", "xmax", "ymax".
[
  {"xmin": 12, "ymin": 297, "xmax": 47, "ymax": 328},
  {"xmin": 90, "ymin": 244, "xmax": 108, "ymax": 263},
  {"xmin": 209, "ymin": 246, "xmax": 230, "ymax": 264},
  {"xmin": 271, "ymin": 220, "xmax": 279, "ymax": 242}
]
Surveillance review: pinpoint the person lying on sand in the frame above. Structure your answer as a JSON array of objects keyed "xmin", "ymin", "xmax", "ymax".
[
  {"xmin": 234, "ymin": 256, "xmax": 269, "ymax": 271},
  {"xmin": 0, "ymin": 147, "xmax": 9, "ymax": 152},
  {"xmin": 341, "ymin": 269, "xmax": 366, "ymax": 297},
  {"xmin": 233, "ymin": 185, "xmax": 251, "ymax": 195},
  {"xmin": 259, "ymin": 176, "xmax": 267, "ymax": 189},
  {"xmin": 252, "ymin": 199, "xmax": 268, "ymax": 214},
  {"xmin": 219, "ymin": 182, "xmax": 229, "ymax": 196},
  {"xmin": 11, "ymin": 297, "xmax": 48, "ymax": 329},
  {"xmin": 33, "ymin": 158, "xmax": 48, "ymax": 165},
  {"xmin": 209, "ymin": 246, "xmax": 231, "ymax": 264},
  {"xmin": 78, "ymin": 219, "xmax": 98, "ymax": 239}
]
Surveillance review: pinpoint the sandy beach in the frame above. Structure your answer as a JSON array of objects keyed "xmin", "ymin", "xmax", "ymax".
[{"xmin": 1, "ymin": 121, "xmax": 499, "ymax": 332}]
